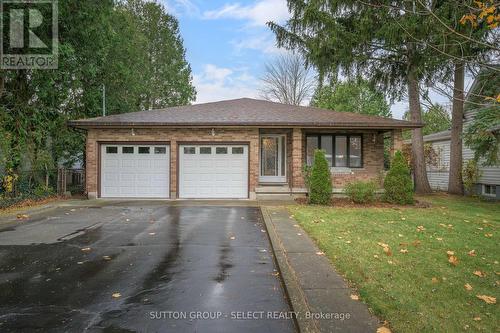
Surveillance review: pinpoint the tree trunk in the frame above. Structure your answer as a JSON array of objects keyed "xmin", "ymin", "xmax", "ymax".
[
  {"xmin": 408, "ymin": 68, "xmax": 432, "ymax": 194},
  {"xmin": 448, "ymin": 62, "xmax": 464, "ymax": 195}
]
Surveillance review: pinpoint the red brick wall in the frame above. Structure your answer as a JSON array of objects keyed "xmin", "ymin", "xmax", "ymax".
[
  {"xmin": 299, "ymin": 129, "xmax": 386, "ymax": 189},
  {"xmin": 85, "ymin": 127, "xmax": 387, "ymax": 198}
]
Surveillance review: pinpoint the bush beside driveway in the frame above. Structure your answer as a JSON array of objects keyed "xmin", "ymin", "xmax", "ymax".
[{"xmin": 289, "ymin": 194, "xmax": 499, "ymax": 332}]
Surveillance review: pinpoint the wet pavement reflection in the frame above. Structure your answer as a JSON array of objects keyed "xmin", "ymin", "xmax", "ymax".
[{"xmin": 0, "ymin": 205, "xmax": 296, "ymax": 332}]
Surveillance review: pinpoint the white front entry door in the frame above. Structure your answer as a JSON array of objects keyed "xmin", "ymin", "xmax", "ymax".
[
  {"xmin": 100, "ymin": 144, "xmax": 170, "ymax": 198},
  {"xmin": 179, "ymin": 145, "xmax": 248, "ymax": 199},
  {"xmin": 259, "ymin": 135, "xmax": 286, "ymax": 183}
]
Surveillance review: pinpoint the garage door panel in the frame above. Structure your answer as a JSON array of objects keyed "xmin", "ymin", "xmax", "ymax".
[
  {"xmin": 179, "ymin": 144, "xmax": 248, "ymax": 199},
  {"xmin": 101, "ymin": 144, "xmax": 169, "ymax": 198}
]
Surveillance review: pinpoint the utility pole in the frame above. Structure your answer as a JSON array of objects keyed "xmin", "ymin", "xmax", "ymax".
[{"xmin": 102, "ymin": 84, "xmax": 106, "ymax": 116}]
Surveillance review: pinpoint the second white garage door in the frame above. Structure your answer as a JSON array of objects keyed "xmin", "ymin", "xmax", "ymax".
[{"xmin": 179, "ymin": 144, "xmax": 248, "ymax": 198}]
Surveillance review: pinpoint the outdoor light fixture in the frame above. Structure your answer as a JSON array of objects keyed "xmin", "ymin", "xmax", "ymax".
[
  {"xmin": 211, "ymin": 128, "xmax": 216, "ymax": 136},
  {"xmin": 131, "ymin": 128, "xmax": 136, "ymax": 136}
]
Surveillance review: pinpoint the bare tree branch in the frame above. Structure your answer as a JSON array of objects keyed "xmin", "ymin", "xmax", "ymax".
[{"xmin": 259, "ymin": 54, "xmax": 316, "ymax": 105}]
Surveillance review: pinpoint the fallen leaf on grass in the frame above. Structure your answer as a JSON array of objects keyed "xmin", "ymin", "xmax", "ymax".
[
  {"xmin": 112, "ymin": 293, "xmax": 122, "ymax": 298},
  {"xmin": 431, "ymin": 277, "xmax": 439, "ymax": 283},
  {"xmin": 473, "ymin": 271, "xmax": 486, "ymax": 277},
  {"xmin": 377, "ymin": 326, "xmax": 392, "ymax": 333},
  {"xmin": 416, "ymin": 225, "xmax": 425, "ymax": 232},
  {"xmin": 485, "ymin": 233, "xmax": 493, "ymax": 238},
  {"xmin": 350, "ymin": 294, "xmax": 359, "ymax": 300},
  {"xmin": 377, "ymin": 242, "xmax": 392, "ymax": 256},
  {"xmin": 473, "ymin": 316, "xmax": 481, "ymax": 321},
  {"xmin": 448, "ymin": 256, "xmax": 459, "ymax": 266},
  {"xmin": 436, "ymin": 237, "xmax": 443, "ymax": 241},
  {"xmin": 468, "ymin": 250, "xmax": 476, "ymax": 256},
  {"xmin": 446, "ymin": 251, "xmax": 458, "ymax": 266},
  {"xmin": 400, "ymin": 249, "xmax": 408, "ymax": 254},
  {"xmin": 412, "ymin": 240, "xmax": 421, "ymax": 247},
  {"xmin": 464, "ymin": 283, "xmax": 473, "ymax": 291},
  {"xmin": 476, "ymin": 295, "xmax": 496, "ymax": 304}
]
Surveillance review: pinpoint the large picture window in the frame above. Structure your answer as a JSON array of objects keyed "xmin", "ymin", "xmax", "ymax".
[{"xmin": 306, "ymin": 134, "xmax": 363, "ymax": 168}]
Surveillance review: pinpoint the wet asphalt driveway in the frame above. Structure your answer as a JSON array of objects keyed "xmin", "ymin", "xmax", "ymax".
[{"xmin": 0, "ymin": 202, "xmax": 296, "ymax": 332}]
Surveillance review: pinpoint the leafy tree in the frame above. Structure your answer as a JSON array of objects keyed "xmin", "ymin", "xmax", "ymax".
[
  {"xmin": 308, "ymin": 150, "xmax": 332, "ymax": 205},
  {"xmin": 403, "ymin": 104, "xmax": 451, "ymax": 139},
  {"xmin": 268, "ymin": 0, "xmax": 434, "ymax": 194},
  {"xmin": 383, "ymin": 151, "xmax": 414, "ymax": 205},
  {"xmin": 0, "ymin": 0, "xmax": 195, "ymax": 193},
  {"xmin": 463, "ymin": 68, "xmax": 500, "ymax": 166},
  {"xmin": 312, "ymin": 80, "xmax": 391, "ymax": 117}
]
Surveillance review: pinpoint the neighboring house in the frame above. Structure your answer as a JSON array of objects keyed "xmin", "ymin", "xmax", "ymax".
[
  {"xmin": 68, "ymin": 98, "xmax": 420, "ymax": 200},
  {"xmin": 404, "ymin": 67, "xmax": 500, "ymax": 200},
  {"xmin": 408, "ymin": 128, "xmax": 499, "ymax": 199}
]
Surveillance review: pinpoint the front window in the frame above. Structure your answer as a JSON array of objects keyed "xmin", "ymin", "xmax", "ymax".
[{"xmin": 306, "ymin": 134, "xmax": 363, "ymax": 168}]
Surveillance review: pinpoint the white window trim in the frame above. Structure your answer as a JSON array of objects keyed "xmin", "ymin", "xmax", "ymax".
[{"xmin": 482, "ymin": 184, "xmax": 497, "ymax": 197}]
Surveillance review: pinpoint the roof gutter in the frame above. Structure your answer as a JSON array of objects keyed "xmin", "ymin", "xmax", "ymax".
[{"xmin": 67, "ymin": 121, "xmax": 424, "ymax": 130}]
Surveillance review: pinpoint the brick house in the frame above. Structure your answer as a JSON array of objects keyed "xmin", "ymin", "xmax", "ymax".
[{"xmin": 68, "ymin": 98, "xmax": 421, "ymax": 200}]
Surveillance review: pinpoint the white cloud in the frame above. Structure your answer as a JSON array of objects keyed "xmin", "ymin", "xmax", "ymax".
[
  {"xmin": 203, "ymin": 0, "xmax": 289, "ymax": 26},
  {"xmin": 231, "ymin": 35, "xmax": 286, "ymax": 55},
  {"xmin": 193, "ymin": 64, "xmax": 258, "ymax": 103},
  {"xmin": 159, "ymin": 0, "xmax": 200, "ymax": 17}
]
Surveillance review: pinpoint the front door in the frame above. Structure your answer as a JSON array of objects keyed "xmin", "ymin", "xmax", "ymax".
[{"xmin": 260, "ymin": 135, "xmax": 286, "ymax": 183}]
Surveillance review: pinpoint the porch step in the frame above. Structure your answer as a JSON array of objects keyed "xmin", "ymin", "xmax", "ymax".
[
  {"xmin": 256, "ymin": 193, "xmax": 295, "ymax": 201},
  {"xmin": 255, "ymin": 185, "xmax": 291, "ymax": 193}
]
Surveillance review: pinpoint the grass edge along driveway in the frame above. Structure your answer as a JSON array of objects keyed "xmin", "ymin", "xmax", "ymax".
[{"xmin": 289, "ymin": 194, "xmax": 499, "ymax": 332}]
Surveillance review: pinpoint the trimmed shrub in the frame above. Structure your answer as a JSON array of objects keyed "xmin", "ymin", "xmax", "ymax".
[
  {"xmin": 344, "ymin": 180, "xmax": 377, "ymax": 204},
  {"xmin": 383, "ymin": 151, "xmax": 414, "ymax": 204},
  {"xmin": 309, "ymin": 149, "xmax": 332, "ymax": 205}
]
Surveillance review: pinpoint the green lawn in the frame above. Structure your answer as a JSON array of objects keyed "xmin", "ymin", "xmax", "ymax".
[{"xmin": 289, "ymin": 194, "xmax": 499, "ymax": 332}]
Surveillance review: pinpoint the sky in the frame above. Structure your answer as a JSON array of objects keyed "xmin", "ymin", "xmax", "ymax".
[{"xmin": 160, "ymin": 0, "xmax": 462, "ymax": 119}]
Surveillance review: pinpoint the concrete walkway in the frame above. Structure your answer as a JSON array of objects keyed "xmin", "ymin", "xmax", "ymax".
[{"xmin": 261, "ymin": 206, "xmax": 380, "ymax": 333}]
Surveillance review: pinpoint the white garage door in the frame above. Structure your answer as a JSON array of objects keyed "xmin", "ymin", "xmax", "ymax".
[
  {"xmin": 179, "ymin": 145, "xmax": 248, "ymax": 199},
  {"xmin": 100, "ymin": 144, "xmax": 170, "ymax": 198}
]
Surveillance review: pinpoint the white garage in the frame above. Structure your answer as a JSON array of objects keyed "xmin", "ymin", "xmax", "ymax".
[
  {"xmin": 179, "ymin": 144, "xmax": 249, "ymax": 199},
  {"xmin": 100, "ymin": 144, "xmax": 170, "ymax": 198}
]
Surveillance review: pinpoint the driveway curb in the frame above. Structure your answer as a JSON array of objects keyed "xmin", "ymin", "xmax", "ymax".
[
  {"xmin": 261, "ymin": 206, "xmax": 380, "ymax": 333},
  {"xmin": 261, "ymin": 206, "xmax": 320, "ymax": 333}
]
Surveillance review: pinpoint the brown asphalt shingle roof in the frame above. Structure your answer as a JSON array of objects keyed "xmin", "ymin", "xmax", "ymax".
[{"xmin": 68, "ymin": 98, "xmax": 422, "ymax": 129}]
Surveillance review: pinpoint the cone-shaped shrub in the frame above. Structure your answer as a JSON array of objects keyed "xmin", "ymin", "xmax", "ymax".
[
  {"xmin": 309, "ymin": 149, "xmax": 332, "ymax": 205},
  {"xmin": 383, "ymin": 151, "xmax": 414, "ymax": 204}
]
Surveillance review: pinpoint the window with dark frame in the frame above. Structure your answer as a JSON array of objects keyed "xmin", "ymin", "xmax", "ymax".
[{"xmin": 306, "ymin": 134, "xmax": 363, "ymax": 168}]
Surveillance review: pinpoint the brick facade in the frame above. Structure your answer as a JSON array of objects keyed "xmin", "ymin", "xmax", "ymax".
[{"xmin": 85, "ymin": 127, "xmax": 394, "ymax": 198}]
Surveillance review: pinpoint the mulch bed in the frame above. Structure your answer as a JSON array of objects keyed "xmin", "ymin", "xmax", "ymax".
[{"xmin": 294, "ymin": 197, "xmax": 431, "ymax": 208}]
